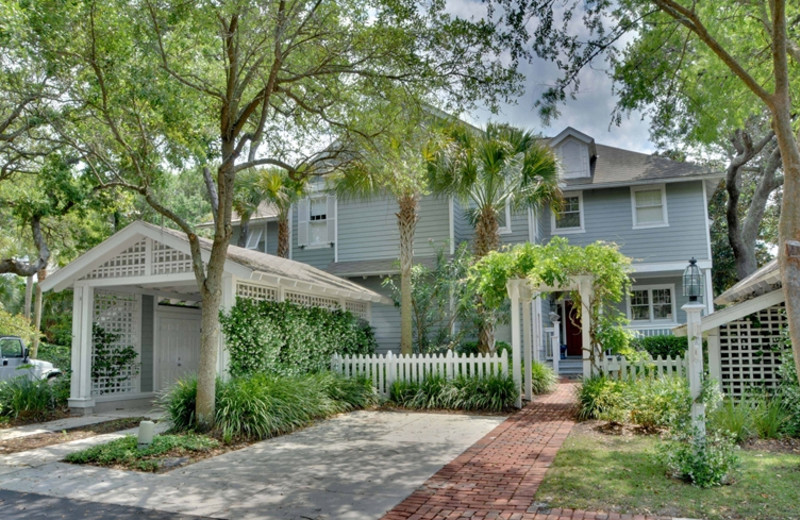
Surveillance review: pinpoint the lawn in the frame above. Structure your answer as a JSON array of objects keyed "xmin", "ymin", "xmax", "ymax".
[{"xmin": 535, "ymin": 422, "xmax": 800, "ymax": 520}]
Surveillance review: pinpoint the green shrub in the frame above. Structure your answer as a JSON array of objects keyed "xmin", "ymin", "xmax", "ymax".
[
  {"xmin": 388, "ymin": 373, "xmax": 518, "ymax": 413},
  {"xmin": 577, "ymin": 375, "xmax": 626, "ymax": 421},
  {"xmin": 160, "ymin": 372, "xmax": 377, "ymax": 442},
  {"xmin": 778, "ymin": 349, "xmax": 800, "ymax": 437},
  {"xmin": 626, "ymin": 376, "xmax": 690, "ymax": 430},
  {"xmin": 630, "ymin": 335, "xmax": 687, "ymax": 358},
  {"xmin": 36, "ymin": 342, "xmax": 71, "ymax": 372},
  {"xmin": 709, "ymin": 398, "xmax": 755, "ymax": 444},
  {"xmin": 456, "ymin": 340, "xmax": 511, "ymax": 357},
  {"xmin": 753, "ymin": 395, "xmax": 790, "ymax": 439},
  {"xmin": 220, "ymin": 299, "xmax": 377, "ymax": 378},
  {"xmin": 530, "ymin": 361, "xmax": 557, "ymax": 395},
  {"xmin": 659, "ymin": 428, "xmax": 740, "ymax": 488},
  {"xmin": 0, "ymin": 377, "xmax": 67, "ymax": 420}
]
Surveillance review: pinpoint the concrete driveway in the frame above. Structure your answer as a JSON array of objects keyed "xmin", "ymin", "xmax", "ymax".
[{"xmin": 0, "ymin": 410, "xmax": 505, "ymax": 520}]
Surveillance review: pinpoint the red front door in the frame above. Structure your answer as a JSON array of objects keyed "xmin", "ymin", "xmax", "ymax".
[{"xmin": 563, "ymin": 300, "xmax": 583, "ymax": 357}]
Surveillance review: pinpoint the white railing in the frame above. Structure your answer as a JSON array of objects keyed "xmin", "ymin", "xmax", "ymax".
[
  {"xmin": 627, "ymin": 325, "xmax": 676, "ymax": 338},
  {"xmin": 331, "ymin": 350, "xmax": 508, "ymax": 397},
  {"xmin": 543, "ymin": 327, "xmax": 555, "ymax": 360},
  {"xmin": 598, "ymin": 354, "xmax": 687, "ymax": 381}
]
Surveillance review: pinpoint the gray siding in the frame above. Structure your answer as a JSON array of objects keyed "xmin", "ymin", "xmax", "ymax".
[
  {"xmin": 453, "ymin": 199, "xmax": 471, "ymax": 248},
  {"xmin": 338, "ymin": 194, "xmax": 450, "ymax": 262},
  {"xmin": 291, "ymin": 206, "xmax": 335, "ymax": 269},
  {"xmin": 350, "ymin": 276, "xmax": 400, "ymax": 353},
  {"xmin": 140, "ymin": 295, "xmax": 154, "ymax": 393},
  {"xmin": 543, "ymin": 181, "xmax": 711, "ymax": 263},
  {"xmin": 453, "ymin": 202, "xmax": 533, "ymax": 249}
]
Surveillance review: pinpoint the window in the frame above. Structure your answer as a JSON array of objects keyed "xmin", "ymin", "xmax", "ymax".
[
  {"xmin": 497, "ymin": 203, "xmax": 511, "ymax": 234},
  {"xmin": 297, "ymin": 193, "xmax": 335, "ymax": 248},
  {"xmin": 0, "ymin": 338, "xmax": 24, "ymax": 358},
  {"xmin": 552, "ymin": 192, "xmax": 584, "ymax": 233},
  {"xmin": 631, "ymin": 185, "xmax": 668, "ymax": 228},
  {"xmin": 628, "ymin": 285, "xmax": 675, "ymax": 322},
  {"xmin": 244, "ymin": 226, "xmax": 263, "ymax": 251}
]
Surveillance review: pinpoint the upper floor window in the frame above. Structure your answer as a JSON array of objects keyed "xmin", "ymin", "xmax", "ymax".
[
  {"xmin": 497, "ymin": 203, "xmax": 512, "ymax": 235},
  {"xmin": 628, "ymin": 285, "xmax": 675, "ymax": 322},
  {"xmin": 552, "ymin": 192, "xmax": 584, "ymax": 233},
  {"xmin": 631, "ymin": 185, "xmax": 668, "ymax": 228},
  {"xmin": 244, "ymin": 227, "xmax": 264, "ymax": 251},
  {"xmin": 298, "ymin": 193, "xmax": 336, "ymax": 248}
]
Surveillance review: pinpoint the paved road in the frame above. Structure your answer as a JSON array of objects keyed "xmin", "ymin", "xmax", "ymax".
[{"xmin": 0, "ymin": 490, "xmax": 216, "ymax": 520}]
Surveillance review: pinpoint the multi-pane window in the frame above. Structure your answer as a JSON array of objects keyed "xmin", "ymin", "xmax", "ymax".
[
  {"xmin": 632, "ymin": 186, "xmax": 667, "ymax": 227},
  {"xmin": 630, "ymin": 286, "xmax": 674, "ymax": 322},
  {"xmin": 553, "ymin": 194, "xmax": 583, "ymax": 232},
  {"xmin": 309, "ymin": 196, "xmax": 328, "ymax": 245}
]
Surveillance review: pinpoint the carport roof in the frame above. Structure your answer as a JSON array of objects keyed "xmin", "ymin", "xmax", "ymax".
[{"xmin": 40, "ymin": 221, "xmax": 391, "ymax": 304}]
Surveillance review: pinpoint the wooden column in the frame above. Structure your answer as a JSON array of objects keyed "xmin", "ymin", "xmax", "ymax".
[
  {"xmin": 69, "ymin": 284, "xmax": 95, "ymax": 414},
  {"xmin": 683, "ymin": 301, "xmax": 706, "ymax": 437},
  {"xmin": 522, "ymin": 289, "xmax": 533, "ymax": 401},
  {"xmin": 507, "ymin": 280, "xmax": 522, "ymax": 408},
  {"xmin": 578, "ymin": 276, "xmax": 594, "ymax": 379}
]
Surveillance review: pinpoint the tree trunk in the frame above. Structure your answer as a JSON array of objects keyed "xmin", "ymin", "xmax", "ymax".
[
  {"xmin": 237, "ymin": 213, "xmax": 252, "ymax": 248},
  {"xmin": 24, "ymin": 275, "xmax": 33, "ymax": 320},
  {"xmin": 30, "ymin": 267, "xmax": 46, "ymax": 359},
  {"xmin": 771, "ymin": 102, "xmax": 800, "ymax": 384},
  {"xmin": 277, "ymin": 216, "xmax": 289, "ymax": 258},
  {"xmin": 474, "ymin": 206, "xmax": 500, "ymax": 353},
  {"xmin": 397, "ymin": 194, "xmax": 418, "ymax": 355}
]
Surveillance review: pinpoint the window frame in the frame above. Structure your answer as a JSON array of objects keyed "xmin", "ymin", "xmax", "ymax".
[
  {"xmin": 498, "ymin": 202, "xmax": 512, "ymax": 235},
  {"xmin": 626, "ymin": 284, "xmax": 677, "ymax": 324},
  {"xmin": 551, "ymin": 191, "xmax": 585, "ymax": 234},
  {"xmin": 630, "ymin": 184, "xmax": 669, "ymax": 229},
  {"xmin": 306, "ymin": 193, "xmax": 330, "ymax": 248}
]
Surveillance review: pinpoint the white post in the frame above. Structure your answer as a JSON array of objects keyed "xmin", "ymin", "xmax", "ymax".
[
  {"xmin": 578, "ymin": 276, "xmax": 594, "ymax": 379},
  {"xmin": 683, "ymin": 301, "xmax": 706, "ymax": 437},
  {"xmin": 507, "ymin": 280, "xmax": 522, "ymax": 408},
  {"xmin": 522, "ymin": 293, "xmax": 533, "ymax": 401},
  {"xmin": 69, "ymin": 284, "xmax": 95, "ymax": 414},
  {"xmin": 707, "ymin": 329, "xmax": 722, "ymax": 393},
  {"xmin": 551, "ymin": 316, "xmax": 561, "ymax": 378}
]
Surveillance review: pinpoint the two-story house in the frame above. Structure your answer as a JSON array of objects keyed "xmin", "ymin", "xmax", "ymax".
[{"xmin": 232, "ymin": 127, "xmax": 722, "ymax": 374}]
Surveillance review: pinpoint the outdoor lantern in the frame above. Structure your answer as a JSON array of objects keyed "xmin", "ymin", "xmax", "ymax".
[{"xmin": 682, "ymin": 257, "xmax": 703, "ymax": 302}]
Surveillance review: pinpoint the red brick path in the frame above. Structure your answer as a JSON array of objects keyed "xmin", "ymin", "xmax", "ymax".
[{"xmin": 381, "ymin": 383, "xmax": 672, "ymax": 520}]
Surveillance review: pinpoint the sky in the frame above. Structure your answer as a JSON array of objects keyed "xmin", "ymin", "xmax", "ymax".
[{"xmin": 448, "ymin": 0, "xmax": 657, "ymax": 154}]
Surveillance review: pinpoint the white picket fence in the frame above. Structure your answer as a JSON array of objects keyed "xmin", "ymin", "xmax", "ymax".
[
  {"xmin": 331, "ymin": 350, "xmax": 508, "ymax": 397},
  {"xmin": 597, "ymin": 354, "xmax": 687, "ymax": 381}
]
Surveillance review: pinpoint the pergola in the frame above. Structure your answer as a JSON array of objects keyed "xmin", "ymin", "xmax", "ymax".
[{"xmin": 506, "ymin": 275, "xmax": 594, "ymax": 407}]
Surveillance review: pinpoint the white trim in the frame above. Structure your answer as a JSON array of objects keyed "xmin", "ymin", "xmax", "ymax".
[
  {"xmin": 498, "ymin": 202, "xmax": 512, "ymax": 235},
  {"xmin": 632, "ymin": 260, "xmax": 712, "ymax": 273},
  {"xmin": 631, "ymin": 184, "xmax": 669, "ymax": 229},
  {"xmin": 289, "ymin": 203, "xmax": 294, "ymax": 260},
  {"xmin": 334, "ymin": 196, "xmax": 339, "ymax": 262},
  {"xmin": 559, "ymin": 173, "xmax": 725, "ymax": 191},
  {"xmin": 527, "ymin": 207, "xmax": 536, "ymax": 243},
  {"xmin": 702, "ymin": 181, "xmax": 713, "ymax": 262},
  {"xmin": 551, "ymin": 191, "xmax": 585, "ymax": 234},
  {"xmin": 627, "ymin": 284, "xmax": 677, "ymax": 323},
  {"xmin": 448, "ymin": 197, "xmax": 455, "ymax": 255},
  {"xmin": 704, "ymin": 269, "xmax": 714, "ymax": 314}
]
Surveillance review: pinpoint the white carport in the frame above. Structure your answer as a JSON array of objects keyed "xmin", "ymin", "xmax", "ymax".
[{"xmin": 40, "ymin": 221, "xmax": 390, "ymax": 414}]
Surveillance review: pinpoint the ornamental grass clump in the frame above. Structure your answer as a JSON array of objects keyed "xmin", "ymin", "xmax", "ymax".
[
  {"xmin": 161, "ymin": 372, "xmax": 376, "ymax": 442},
  {"xmin": 0, "ymin": 377, "xmax": 68, "ymax": 420},
  {"xmin": 388, "ymin": 373, "xmax": 518, "ymax": 413},
  {"xmin": 530, "ymin": 361, "xmax": 557, "ymax": 395}
]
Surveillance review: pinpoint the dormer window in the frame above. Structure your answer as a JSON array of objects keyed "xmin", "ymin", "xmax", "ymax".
[{"xmin": 549, "ymin": 127, "xmax": 596, "ymax": 180}]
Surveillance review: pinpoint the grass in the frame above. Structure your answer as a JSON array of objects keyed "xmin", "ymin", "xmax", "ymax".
[
  {"xmin": 535, "ymin": 425, "xmax": 800, "ymax": 520},
  {"xmin": 0, "ymin": 376, "xmax": 69, "ymax": 421},
  {"xmin": 63, "ymin": 434, "xmax": 220, "ymax": 472}
]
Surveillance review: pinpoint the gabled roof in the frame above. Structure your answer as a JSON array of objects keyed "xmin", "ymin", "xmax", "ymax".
[
  {"xmin": 40, "ymin": 221, "xmax": 390, "ymax": 304},
  {"xmin": 549, "ymin": 126, "xmax": 597, "ymax": 158},
  {"xmin": 326, "ymin": 256, "xmax": 442, "ymax": 278},
  {"xmin": 714, "ymin": 259, "xmax": 780, "ymax": 306}
]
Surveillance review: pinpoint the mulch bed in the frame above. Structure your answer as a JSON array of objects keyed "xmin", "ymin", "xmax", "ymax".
[
  {"xmin": 0, "ymin": 417, "xmax": 148, "ymax": 455},
  {"xmin": 0, "ymin": 409, "xmax": 71, "ymax": 430}
]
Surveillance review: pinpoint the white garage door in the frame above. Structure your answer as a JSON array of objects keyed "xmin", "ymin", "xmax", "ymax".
[{"xmin": 156, "ymin": 306, "xmax": 202, "ymax": 391}]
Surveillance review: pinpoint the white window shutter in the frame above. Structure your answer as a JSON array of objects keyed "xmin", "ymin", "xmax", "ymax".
[
  {"xmin": 326, "ymin": 195, "xmax": 336, "ymax": 245},
  {"xmin": 297, "ymin": 198, "xmax": 310, "ymax": 247}
]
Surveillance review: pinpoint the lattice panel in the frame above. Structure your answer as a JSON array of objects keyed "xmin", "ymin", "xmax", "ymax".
[
  {"xmin": 92, "ymin": 291, "xmax": 141, "ymax": 396},
  {"xmin": 719, "ymin": 303, "xmax": 786, "ymax": 397},
  {"xmin": 83, "ymin": 240, "xmax": 147, "ymax": 280},
  {"xmin": 236, "ymin": 282, "xmax": 278, "ymax": 302},
  {"xmin": 345, "ymin": 300, "xmax": 368, "ymax": 320},
  {"xmin": 152, "ymin": 241, "xmax": 193, "ymax": 275},
  {"xmin": 285, "ymin": 291, "xmax": 340, "ymax": 310}
]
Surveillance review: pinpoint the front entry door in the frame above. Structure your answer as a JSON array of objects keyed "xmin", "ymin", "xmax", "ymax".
[
  {"xmin": 563, "ymin": 300, "xmax": 583, "ymax": 357},
  {"xmin": 156, "ymin": 307, "xmax": 201, "ymax": 391}
]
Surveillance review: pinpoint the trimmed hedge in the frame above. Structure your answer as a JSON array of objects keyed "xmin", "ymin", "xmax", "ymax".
[
  {"xmin": 631, "ymin": 334, "xmax": 687, "ymax": 358},
  {"xmin": 220, "ymin": 299, "xmax": 377, "ymax": 377}
]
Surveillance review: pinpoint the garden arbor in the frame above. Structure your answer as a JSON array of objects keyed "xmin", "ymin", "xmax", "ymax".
[{"xmin": 470, "ymin": 238, "xmax": 632, "ymax": 407}]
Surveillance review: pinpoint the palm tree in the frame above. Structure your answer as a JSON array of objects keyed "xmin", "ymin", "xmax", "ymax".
[
  {"xmin": 259, "ymin": 169, "xmax": 307, "ymax": 258},
  {"xmin": 330, "ymin": 131, "xmax": 436, "ymax": 355},
  {"xmin": 232, "ymin": 170, "xmax": 266, "ymax": 249},
  {"xmin": 430, "ymin": 123, "xmax": 561, "ymax": 351}
]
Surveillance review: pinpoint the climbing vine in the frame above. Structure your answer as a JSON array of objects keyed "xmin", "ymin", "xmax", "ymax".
[{"xmin": 469, "ymin": 237, "xmax": 633, "ymax": 367}]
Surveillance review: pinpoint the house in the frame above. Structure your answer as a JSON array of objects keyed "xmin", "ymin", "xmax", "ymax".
[
  {"xmin": 39, "ymin": 221, "xmax": 390, "ymax": 414},
  {"xmin": 233, "ymin": 126, "xmax": 723, "ymax": 375},
  {"xmin": 674, "ymin": 259, "xmax": 788, "ymax": 397}
]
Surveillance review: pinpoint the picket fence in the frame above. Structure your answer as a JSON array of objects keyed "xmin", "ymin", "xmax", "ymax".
[
  {"xmin": 331, "ymin": 350, "xmax": 508, "ymax": 397},
  {"xmin": 597, "ymin": 354, "xmax": 687, "ymax": 381}
]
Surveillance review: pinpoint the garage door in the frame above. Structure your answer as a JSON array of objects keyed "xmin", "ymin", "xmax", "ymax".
[{"xmin": 156, "ymin": 306, "xmax": 202, "ymax": 391}]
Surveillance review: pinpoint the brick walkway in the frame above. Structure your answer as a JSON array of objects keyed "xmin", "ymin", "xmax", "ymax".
[{"xmin": 381, "ymin": 383, "xmax": 672, "ymax": 520}]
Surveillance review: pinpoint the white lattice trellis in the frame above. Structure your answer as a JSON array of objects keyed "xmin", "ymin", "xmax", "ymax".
[
  {"xmin": 92, "ymin": 291, "xmax": 141, "ymax": 396},
  {"xmin": 345, "ymin": 300, "xmax": 368, "ymax": 320},
  {"xmin": 285, "ymin": 291, "xmax": 340, "ymax": 310},
  {"xmin": 152, "ymin": 241, "xmax": 193, "ymax": 275},
  {"xmin": 236, "ymin": 281, "xmax": 278, "ymax": 302},
  {"xmin": 83, "ymin": 240, "xmax": 147, "ymax": 280},
  {"xmin": 719, "ymin": 303, "xmax": 787, "ymax": 397}
]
